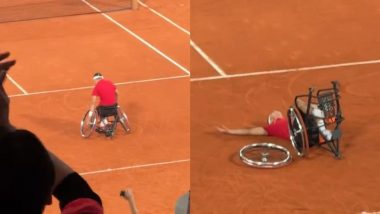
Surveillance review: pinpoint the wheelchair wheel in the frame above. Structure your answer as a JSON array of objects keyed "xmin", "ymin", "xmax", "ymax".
[
  {"xmin": 239, "ymin": 143, "xmax": 292, "ymax": 168},
  {"xmin": 80, "ymin": 110, "xmax": 98, "ymax": 138},
  {"xmin": 117, "ymin": 107, "xmax": 131, "ymax": 133},
  {"xmin": 287, "ymin": 107, "xmax": 309, "ymax": 156}
]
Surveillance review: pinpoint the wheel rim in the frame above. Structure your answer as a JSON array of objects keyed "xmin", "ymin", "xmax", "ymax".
[
  {"xmin": 239, "ymin": 143, "xmax": 292, "ymax": 168},
  {"xmin": 288, "ymin": 107, "xmax": 309, "ymax": 156},
  {"xmin": 118, "ymin": 108, "xmax": 130, "ymax": 132},
  {"xmin": 80, "ymin": 110, "xmax": 97, "ymax": 138}
]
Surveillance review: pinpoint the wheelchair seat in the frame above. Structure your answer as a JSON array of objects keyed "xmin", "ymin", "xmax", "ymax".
[
  {"xmin": 97, "ymin": 104, "xmax": 119, "ymax": 118},
  {"xmin": 80, "ymin": 104, "xmax": 131, "ymax": 138}
]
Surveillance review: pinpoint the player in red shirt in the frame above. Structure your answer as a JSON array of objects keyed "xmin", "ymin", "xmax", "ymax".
[
  {"xmin": 217, "ymin": 110, "xmax": 290, "ymax": 140},
  {"xmin": 90, "ymin": 73, "xmax": 118, "ymax": 132},
  {"xmin": 217, "ymin": 100, "xmax": 332, "ymax": 141}
]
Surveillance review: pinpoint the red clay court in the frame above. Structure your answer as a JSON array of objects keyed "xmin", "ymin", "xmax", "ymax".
[
  {"xmin": 191, "ymin": 1, "xmax": 380, "ymax": 213},
  {"xmin": 0, "ymin": 0, "xmax": 189, "ymax": 213}
]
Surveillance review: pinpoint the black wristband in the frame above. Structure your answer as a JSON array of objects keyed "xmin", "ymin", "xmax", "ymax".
[{"xmin": 53, "ymin": 172, "xmax": 102, "ymax": 209}]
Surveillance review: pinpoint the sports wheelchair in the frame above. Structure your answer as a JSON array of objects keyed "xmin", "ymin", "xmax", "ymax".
[
  {"xmin": 80, "ymin": 104, "xmax": 130, "ymax": 138},
  {"xmin": 287, "ymin": 81, "xmax": 344, "ymax": 158}
]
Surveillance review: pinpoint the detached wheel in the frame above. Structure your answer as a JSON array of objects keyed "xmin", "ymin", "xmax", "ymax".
[{"xmin": 239, "ymin": 142, "xmax": 292, "ymax": 168}]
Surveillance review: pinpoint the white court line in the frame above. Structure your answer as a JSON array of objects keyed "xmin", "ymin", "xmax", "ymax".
[
  {"xmin": 6, "ymin": 74, "xmax": 28, "ymax": 94},
  {"xmin": 138, "ymin": 0, "xmax": 190, "ymax": 35},
  {"xmin": 190, "ymin": 41, "xmax": 227, "ymax": 76},
  {"xmin": 191, "ymin": 59, "xmax": 380, "ymax": 82},
  {"xmin": 80, "ymin": 0, "xmax": 190, "ymax": 75},
  {"xmin": 8, "ymin": 74, "xmax": 189, "ymax": 97},
  {"xmin": 139, "ymin": 0, "xmax": 227, "ymax": 77},
  {"xmin": 80, "ymin": 159, "xmax": 189, "ymax": 176}
]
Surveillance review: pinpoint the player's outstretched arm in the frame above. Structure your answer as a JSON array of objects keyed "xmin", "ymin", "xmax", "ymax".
[{"xmin": 217, "ymin": 126, "xmax": 268, "ymax": 136}]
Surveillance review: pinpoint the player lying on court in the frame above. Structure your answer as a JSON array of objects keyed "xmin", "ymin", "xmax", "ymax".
[
  {"xmin": 217, "ymin": 99, "xmax": 333, "ymax": 141},
  {"xmin": 0, "ymin": 51, "xmax": 103, "ymax": 213},
  {"xmin": 89, "ymin": 72, "xmax": 130, "ymax": 136}
]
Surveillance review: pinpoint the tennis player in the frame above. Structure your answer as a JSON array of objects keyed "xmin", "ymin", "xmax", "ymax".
[
  {"xmin": 89, "ymin": 73, "xmax": 119, "ymax": 133},
  {"xmin": 217, "ymin": 99, "xmax": 332, "ymax": 141}
]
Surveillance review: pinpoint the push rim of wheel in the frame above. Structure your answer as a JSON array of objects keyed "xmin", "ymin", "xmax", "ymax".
[
  {"xmin": 80, "ymin": 110, "xmax": 98, "ymax": 138},
  {"xmin": 118, "ymin": 108, "xmax": 130, "ymax": 132},
  {"xmin": 288, "ymin": 107, "xmax": 309, "ymax": 157},
  {"xmin": 239, "ymin": 143, "xmax": 292, "ymax": 168}
]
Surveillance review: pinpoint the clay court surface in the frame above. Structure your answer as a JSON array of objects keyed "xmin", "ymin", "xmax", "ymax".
[
  {"xmin": 0, "ymin": 0, "xmax": 189, "ymax": 213},
  {"xmin": 191, "ymin": 1, "xmax": 380, "ymax": 213}
]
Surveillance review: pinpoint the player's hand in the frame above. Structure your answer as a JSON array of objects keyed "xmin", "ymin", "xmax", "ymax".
[
  {"xmin": 216, "ymin": 125, "xmax": 230, "ymax": 133},
  {"xmin": 88, "ymin": 110, "xmax": 94, "ymax": 117},
  {"xmin": 120, "ymin": 188, "xmax": 139, "ymax": 214},
  {"xmin": 120, "ymin": 188, "xmax": 133, "ymax": 200},
  {"xmin": 0, "ymin": 52, "xmax": 16, "ymax": 135}
]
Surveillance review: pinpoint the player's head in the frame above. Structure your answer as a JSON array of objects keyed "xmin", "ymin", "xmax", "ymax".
[
  {"xmin": 268, "ymin": 110, "xmax": 283, "ymax": 124},
  {"xmin": 0, "ymin": 129, "xmax": 55, "ymax": 213},
  {"xmin": 93, "ymin": 73, "xmax": 103, "ymax": 82}
]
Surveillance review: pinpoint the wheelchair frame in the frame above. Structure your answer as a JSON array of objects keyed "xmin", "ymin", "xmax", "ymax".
[
  {"xmin": 287, "ymin": 81, "xmax": 344, "ymax": 158},
  {"xmin": 80, "ymin": 105, "xmax": 130, "ymax": 138}
]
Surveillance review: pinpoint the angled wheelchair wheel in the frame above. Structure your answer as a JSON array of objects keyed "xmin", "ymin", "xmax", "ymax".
[
  {"xmin": 239, "ymin": 143, "xmax": 292, "ymax": 168},
  {"xmin": 287, "ymin": 107, "xmax": 309, "ymax": 157},
  {"xmin": 80, "ymin": 110, "xmax": 98, "ymax": 138},
  {"xmin": 117, "ymin": 107, "xmax": 131, "ymax": 133}
]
